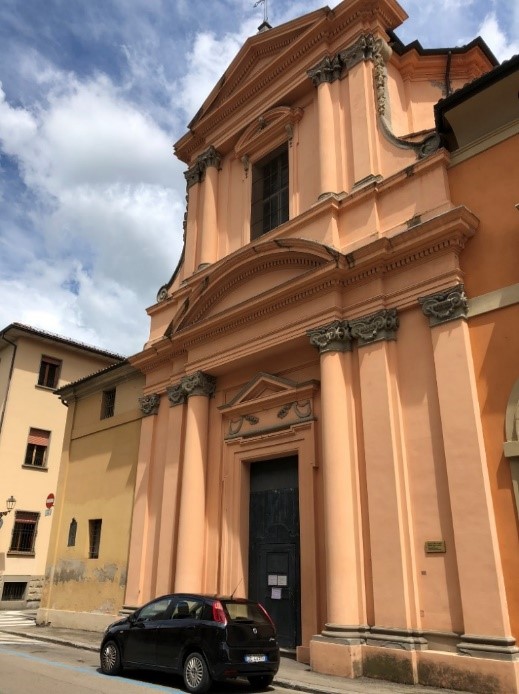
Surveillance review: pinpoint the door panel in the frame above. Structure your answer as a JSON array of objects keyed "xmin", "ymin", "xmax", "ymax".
[{"xmin": 248, "ymin": 457, "xmax": 301, "ymax": 649}]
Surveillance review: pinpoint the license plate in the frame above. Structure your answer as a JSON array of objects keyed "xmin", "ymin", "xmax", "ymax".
[{"xmin": 245, "ymin": 654, "xmax": 267, "ymax": 663}]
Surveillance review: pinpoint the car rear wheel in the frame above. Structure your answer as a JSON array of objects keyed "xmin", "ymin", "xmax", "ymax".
[
  {"xmin": 100, "ymin": 640, "xmax": 122, "ymax": 676},
  {"xmin": 183, "ymin": 652, "xmax": 211, "ymax": 693},
  {"xmin": 247, "ymin": 674, "xmax": 274, "ymax": 691}
]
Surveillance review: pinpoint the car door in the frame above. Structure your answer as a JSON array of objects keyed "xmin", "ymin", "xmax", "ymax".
[
  {"xmin": 123, "ymin": 596, "xmax": 175, "ymax": 668},
  {"xmin": 155, "ymin": 597, "xmax": 205, "ymax": 671}
]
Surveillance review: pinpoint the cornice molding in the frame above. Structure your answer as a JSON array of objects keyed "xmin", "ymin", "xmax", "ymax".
[{"xmin": 418, "ymin": 284, "xmax": 468, "ymax": 326}]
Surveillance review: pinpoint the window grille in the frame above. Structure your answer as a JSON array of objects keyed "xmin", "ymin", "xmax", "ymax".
[
  {"xmin": 9, "ymin": 511, "xmax": 39, "ymax": 553},
  {"xmin": 24, "ymin": 428, "xmax": 50, "ymax": 467},
  {"xmin": 251, "ymin": 144, "xmax": 289, "ymax": 239},
  {"xmin": 101, "ymin": 388, "xmax": 116, "ymax": 419},
  {"xmin": 1, "ymin": 582, "xmax": 27, "ymax": 601},
  {"xmin": 89, "ymin": 519, "xmax": 102, "ymax": 558},
  {"xmin": 38, "ymin": 356, "xmax": 62, "ymax": 388}
]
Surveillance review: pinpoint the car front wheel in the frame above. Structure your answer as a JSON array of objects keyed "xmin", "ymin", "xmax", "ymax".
[
  {"xmin": 183, "ymin": 652, "xmax": 211, "ymax": 693},
  {"xmin": 247, "ymin": 674, "xmax": 274, "ymax": 691},
  {"xmin": 100, "ymin": 640, "xmax": 122, "ymax": 676}
]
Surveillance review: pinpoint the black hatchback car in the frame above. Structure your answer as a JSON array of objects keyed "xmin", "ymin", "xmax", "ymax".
[{"xmin": 100, "ymin": 593, "xmax": 280, "ymax": 693}]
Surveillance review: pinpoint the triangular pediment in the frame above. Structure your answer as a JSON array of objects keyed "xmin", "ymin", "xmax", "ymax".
[
  {"xmin": 187, "ymin": 9, "xmax": 324, "ymax": 130},
  {"xmin": 228, "ymin": 373, "xmax": 299, "ymax": 407}
]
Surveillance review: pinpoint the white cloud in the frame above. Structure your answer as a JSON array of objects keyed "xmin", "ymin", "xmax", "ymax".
[
  {"xmin": 0, "ymin": 71, "xmax": 184, "ymax": 355},
  {"xmin": 478, "ymin": 12, "xmax": 519, "ymax": 62}
]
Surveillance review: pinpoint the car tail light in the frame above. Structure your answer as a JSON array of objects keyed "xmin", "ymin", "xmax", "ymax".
[
  {"xmin": 212, "ymin": 600, "xmax": 227, "ymax": 625},
  {"xmin": 258, "ymin": 603, "xmax": 275, "ymax": 627}
]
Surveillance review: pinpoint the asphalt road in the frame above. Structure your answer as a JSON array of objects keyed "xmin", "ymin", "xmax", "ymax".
[{"xmin": 0, "ymin": 634, "xmax": 292, "ymax": 694}]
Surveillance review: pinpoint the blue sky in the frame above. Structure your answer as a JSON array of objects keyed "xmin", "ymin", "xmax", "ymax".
[{"xmin": 0, "ymin": 0, "xmax": 517, "ymax": 355}]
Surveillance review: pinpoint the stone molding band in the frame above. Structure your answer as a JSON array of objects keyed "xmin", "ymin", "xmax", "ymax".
[
  {"xmin": 184, "ymin": 145, "xmax": 222, "ymax": 188},
  {"xmin": 167, "ymin": 371, "xmax": 217, "ymax": 406}
]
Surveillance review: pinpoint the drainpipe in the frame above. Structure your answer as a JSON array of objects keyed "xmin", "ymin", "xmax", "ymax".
[
  {"xmin": 445, "ymin": 50, "xmax": 452, "ymax": 98},
  {"xmin": 0, "ymin": 333, "xmax": 18, "ymax": 435}
]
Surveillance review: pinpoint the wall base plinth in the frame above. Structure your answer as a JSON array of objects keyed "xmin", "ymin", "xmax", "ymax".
[
  {"xmin": 310, "ymin": 636, "xmax": 519, "ymax": 692},
  {"xmin": 310, "ymin": 635, "xmax": 363, "ymax": 678},
  {"xmin": 366, "ymin": 625, "xmax": 428, "ymax": 651},
  {"xmin": 457, "ymin": 634, "xmax": 519, "ymax": 661},
  {"xmin": 418, "ymin": 650, "xmax": 519, "ymax": 694},
  {"xmin": 36, "ymin": 608, "xmax": 117, "ymax": 632}
]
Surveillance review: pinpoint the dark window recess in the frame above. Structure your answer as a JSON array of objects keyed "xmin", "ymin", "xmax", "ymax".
[
  {"xmin": 101, "ymin": 388, "xmax": 116, "ymax": 419},
  {"xmin": 38, "ymin": 356, "xmax": 62, "ymax": 388},
  {"xmin": 251, "ymin": 144, "xmax": 289, "ymax": 239},
  {"xmin": 89, "ymin": 519, "xmax": 102, "ymax": 558},
  {"xmin": 9, "ymin": 511, "xmax": 39, "ymax": 553},
  {"xmin": 2, "ymin": 582, "xmax": 27, "ymax": 601},
  {"xmin": 24, "ymin": 428, "xmax": 50, "ymax": 467},
  {"xmin": 67, "ymin": 518, "xmax": 77, "ymax": 547}
]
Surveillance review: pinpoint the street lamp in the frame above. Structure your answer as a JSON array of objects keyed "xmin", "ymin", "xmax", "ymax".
[{"xmin": 0, "ymin": 496, "xmax": 16, "ymax": 517}]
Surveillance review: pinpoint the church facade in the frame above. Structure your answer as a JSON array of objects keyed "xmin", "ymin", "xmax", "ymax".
[{"xmin": 124, "ymin": 1, "xmax": 519, "ymax": 690}]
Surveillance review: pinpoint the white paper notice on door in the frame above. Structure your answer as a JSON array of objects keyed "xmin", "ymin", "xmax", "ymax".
[{"xmin": 271, "ymin": 587, "xmax": 282, "ymax": 600}]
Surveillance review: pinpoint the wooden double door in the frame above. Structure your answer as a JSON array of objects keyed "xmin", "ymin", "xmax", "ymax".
[{"xmin": 248, "ymin": 456, "xmax": 301, "ymax": 650}]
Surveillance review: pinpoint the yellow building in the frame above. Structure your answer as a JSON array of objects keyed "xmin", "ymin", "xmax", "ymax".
[
  {"xmin": 37, "ymin": 360, "xmax": 145, "ymax": 629},
  {"xmin": 0, "ymin": 323, "xmax": 120, "ymax": 608}
]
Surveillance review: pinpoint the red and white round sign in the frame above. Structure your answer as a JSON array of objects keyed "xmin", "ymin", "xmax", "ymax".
[{"xmin": 46, "ymin": 493, "xmax": 55, "ymax": 509}]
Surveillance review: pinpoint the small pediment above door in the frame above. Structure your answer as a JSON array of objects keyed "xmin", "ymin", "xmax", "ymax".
[{"xmin": 220, "ymin": 373, "xmax": 319, "ymax": 440}]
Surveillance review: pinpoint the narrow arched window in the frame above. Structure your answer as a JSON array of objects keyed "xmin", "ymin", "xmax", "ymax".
[{"xmin": 67, "ymin": 518, "xmax": 77, "ymax": 547}]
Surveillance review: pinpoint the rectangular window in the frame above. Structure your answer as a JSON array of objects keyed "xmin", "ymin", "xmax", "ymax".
[
  {"xmin": 101, "ymin": 388, "xmax": 116, "ymax": 419},
  {"xmin": 88, "ymin": 519, "xmax": 102, "ymax": 558},
  {"xmin": 37, "ymin": 356, "xmax": 62, "ymax": 388},
  {"xmin": 9, "ymin": 511, "xmax": 39, "ymax": 554},
  {"xmin": 1, "ymin": 582, "xmax": 27, "ymax": 601},
  {"xmin": 24, "ymin": 428, "xmax": 50, "ymax": 468},
  {"xmin": 251, "ymin": 144, "xmax": 289, "ymax": 240}
]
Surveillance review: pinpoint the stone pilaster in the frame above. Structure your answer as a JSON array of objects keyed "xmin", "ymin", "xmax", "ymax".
[
  {"xmin": 419, "ymin": 288, "xmax": 518, "ymax": 660},
  {"xmin": 174, "ymin": 371, "xmax": 216, "ymax": 593},
  {"xmin": 308, "ymin": 321, "xmax": 366, "ymax": 663},
  {"xmin": 307, "ymin": 57, "xmax": 341, "ymax": 197}
]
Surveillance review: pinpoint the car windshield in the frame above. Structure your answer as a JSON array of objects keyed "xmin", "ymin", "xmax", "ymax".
[{"xmin": 222, "ymin": 601, "xmax": 270, "ymax": 624}]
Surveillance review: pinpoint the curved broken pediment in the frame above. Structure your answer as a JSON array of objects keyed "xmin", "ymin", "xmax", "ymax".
[{"xmin": 166, "ymin": 238, "xmax": 335, "ymax": 336}]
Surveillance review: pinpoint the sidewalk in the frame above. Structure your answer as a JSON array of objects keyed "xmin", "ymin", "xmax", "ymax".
[{"xmin": 0, "ymin": 620, "xmax": 466, "ymax": 694}]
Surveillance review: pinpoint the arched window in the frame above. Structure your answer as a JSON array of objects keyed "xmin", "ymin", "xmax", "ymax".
[{"xmin": 67, "ymin": 518, "xmax": 77, "ymax": 547}]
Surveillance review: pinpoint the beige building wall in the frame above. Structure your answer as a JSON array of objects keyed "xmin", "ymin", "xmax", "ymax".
[
  {"xmin": 38, "ymin": 363, "xmax": 144, "ymax": 630},
  {"xmin": 0, "ymin": 326, "xmax": 120, "ymax": 608}
]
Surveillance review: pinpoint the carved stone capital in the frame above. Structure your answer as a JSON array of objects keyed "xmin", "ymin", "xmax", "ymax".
[
  {"xmin": 184, "ymin": 162, "xmax": 202, "ymax": 189},
  {"xmin": 167, "ymin": 383, "xmax": 186, "ymax": 407},
  {"xmin": 349, "ymin": 309, "xmax": 399, "ymax": 346},
  {"xmin": 198, "ymin": 145, "xmax": 222, "ymax": 172},
  {"xmin": 181, "ymin": 371, "xmax": 217, "ymax": 398},
  {"xmin": 307, "ymin": 54, "xmax": 343, "ymax": 86},
  {"xmin": 419, "ymin": 284, "xmax": 468, "ymax": 326},
  {"xmin": 139, "ymin": 393, "xmax": 160, "ymax": 416},
  {"xmin": 308, "ymin": 320, "xmax": 352, "ymax": 354}
]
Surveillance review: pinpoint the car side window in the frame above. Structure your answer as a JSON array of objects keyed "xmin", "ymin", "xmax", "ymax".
[
  {"xmin": 138, "ymin": 597, "xmax": 174, "ymax": 621},
  {"xmin": 171, "ymin": 599, "xmax": 204, "ymax": 620}
]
